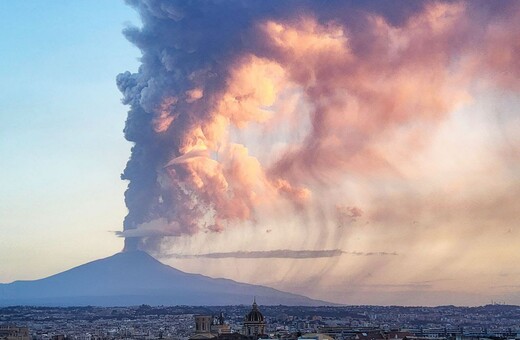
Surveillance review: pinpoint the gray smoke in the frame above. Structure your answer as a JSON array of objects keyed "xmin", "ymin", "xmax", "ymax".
[{"xmin": 115, "ymin": 0, "xmax": 436, "ymax": 251}]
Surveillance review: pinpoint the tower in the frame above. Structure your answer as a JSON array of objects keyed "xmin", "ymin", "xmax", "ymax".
[{"xmin": 194, "ymin": 315, "xmax": 213, "ymax": 334}]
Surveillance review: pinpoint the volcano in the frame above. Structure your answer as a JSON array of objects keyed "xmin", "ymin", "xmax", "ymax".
[{"xmin": 0, "ymin": 251, "xmax": 329, "ymax": 306}]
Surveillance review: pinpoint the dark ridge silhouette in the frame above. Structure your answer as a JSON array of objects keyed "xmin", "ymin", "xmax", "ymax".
[{"xmin": 0, "ymin": 251, "xmax": 331, "ymax": 306}]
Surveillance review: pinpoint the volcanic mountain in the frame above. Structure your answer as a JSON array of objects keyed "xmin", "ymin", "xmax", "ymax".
[{"xmin": 0, "ymin": 251, "xmax": 329, "ymax": 306}]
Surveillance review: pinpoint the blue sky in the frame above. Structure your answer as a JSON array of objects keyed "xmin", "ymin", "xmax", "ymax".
[{"xmin": 0, "ymin": 1, "xmax": 140, "ymax": 280}]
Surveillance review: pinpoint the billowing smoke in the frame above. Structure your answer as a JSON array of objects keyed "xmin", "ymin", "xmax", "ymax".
[{"xmin": 117, "ymin": 0, "xmax": 520, "ymax": 257}]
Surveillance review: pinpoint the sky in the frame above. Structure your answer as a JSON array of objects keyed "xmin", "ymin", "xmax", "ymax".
[
  {"xmin": 0, "ymin": 1, "xmax": 139, "ymax": 278},
  {"xmin": 1, "ymin": 1, "xmax": 520, "ymax": 307}
]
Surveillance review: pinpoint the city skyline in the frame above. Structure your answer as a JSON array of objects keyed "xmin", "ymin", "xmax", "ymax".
[{"xmin": 1, "ymin": 1, "xmax": 519, "ymax": 306}]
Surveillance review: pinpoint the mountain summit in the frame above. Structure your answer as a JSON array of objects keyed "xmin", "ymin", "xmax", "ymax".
[{"xmin": 0, "ymin": 251, "xmax": 329, "ymax": 306}]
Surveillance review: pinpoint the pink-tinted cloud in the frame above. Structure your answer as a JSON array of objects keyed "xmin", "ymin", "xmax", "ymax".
[{"xmin": 118, "ymin": 1, "xmax": 520, "ymax": 305}]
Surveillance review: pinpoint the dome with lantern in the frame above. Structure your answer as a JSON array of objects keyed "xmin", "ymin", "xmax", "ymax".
[
  {"xmin": 242, "ymin": 298, "xmax": 266, "ymax": 337},
  {"xmin": 245, "ymin": 300, "xmax": 264, "ymax": 322}
]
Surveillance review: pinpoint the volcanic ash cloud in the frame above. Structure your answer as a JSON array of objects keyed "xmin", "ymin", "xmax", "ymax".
[{"xmin": 117, "ymin": 0, "xmax": 520, "ymax": 262}]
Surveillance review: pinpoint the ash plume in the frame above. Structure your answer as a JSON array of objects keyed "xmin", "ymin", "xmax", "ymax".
[{"xmin": 117, "ymin": 0, "xmax": 520, "ymax": 253}]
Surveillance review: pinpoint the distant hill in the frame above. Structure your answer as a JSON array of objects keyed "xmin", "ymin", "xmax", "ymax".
[{"xmin": 0, "ymin": 251, "xmax": 330, "ymax": 306}]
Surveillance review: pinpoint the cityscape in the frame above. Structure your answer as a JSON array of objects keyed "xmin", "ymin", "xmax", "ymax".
[{"xmin": 2, "ymin": 303, "xmax": 520, "ymax": 340}]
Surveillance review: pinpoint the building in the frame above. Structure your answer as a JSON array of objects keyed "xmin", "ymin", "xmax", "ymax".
[
  {"xmin": 189, "ymin": 300, "xmax": 268, "ymax": 340},
  {"xmin": 211, "ymin": 313, "xmax": 232, "ymax": 335},
  {"xmin": 298, "ymin": 333, "xmax": 334, "ymax": 340},
  {"xmin": 191, "ymin": 315, "xmax": 216, "ymax": 339},
  {"xmin": 0, "ymin": 325, "xmax": 30, "ymax": 340},
  {"xmin": 190, "ymin": 313, "xmax": 232, "ymax": 340},
  {"xmin": 242, "ymin": 299, "xmax": 267, "ymax": 338}
]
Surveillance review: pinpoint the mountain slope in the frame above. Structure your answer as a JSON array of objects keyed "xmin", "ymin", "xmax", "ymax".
[{"xmin": 0, "ymin": 251, "xmax": 330, "ymax": 306}]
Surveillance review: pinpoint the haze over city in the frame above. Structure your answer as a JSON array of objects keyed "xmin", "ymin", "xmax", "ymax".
[{"xmin": 1, "ymin": 0, "xmax": 519, "ymax": 307}]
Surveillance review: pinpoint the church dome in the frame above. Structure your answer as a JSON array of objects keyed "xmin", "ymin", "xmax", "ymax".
[{"xmin": 245, "ymin": 300, "xmax": 264, "ymax": 322}]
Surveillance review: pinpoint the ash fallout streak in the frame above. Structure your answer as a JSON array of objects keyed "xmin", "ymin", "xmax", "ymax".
[{"xmin": 165, "ymin": 250, "xmax": 397, "ymax": 259}]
